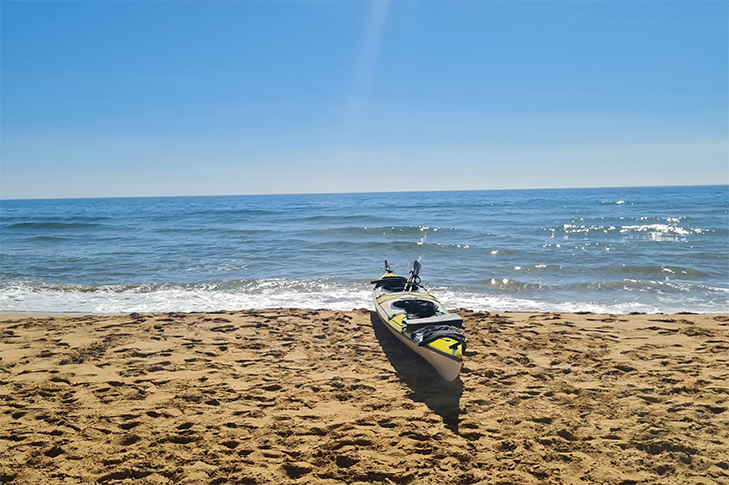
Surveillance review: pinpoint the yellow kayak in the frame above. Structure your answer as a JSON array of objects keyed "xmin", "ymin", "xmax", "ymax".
[{"xmin": 372, "ymin": 260, "xmax": 466, "ymax": 382}]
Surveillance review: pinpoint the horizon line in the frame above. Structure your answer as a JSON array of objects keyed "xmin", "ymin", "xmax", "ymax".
[{"xmin": 1, "ymin": 183, "xmax": 727, "ymax": 202}]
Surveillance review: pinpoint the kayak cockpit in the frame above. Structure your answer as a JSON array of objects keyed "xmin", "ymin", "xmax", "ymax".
[{"xmin": 370, "ymin": 276, "xmax": 410, "ymax": 292}]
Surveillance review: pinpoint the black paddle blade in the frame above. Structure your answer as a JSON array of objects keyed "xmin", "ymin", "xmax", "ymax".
[
  {"xmin": 408, "ymin": 260, "xmax": 421, "ymax": 277},
  {"xmin": 385, "ymin": 260, "xmax": 392, "ymax": 273},
  {"xmin": 404, "ymin": 260, "xmax": 422, "ymax": 291}
]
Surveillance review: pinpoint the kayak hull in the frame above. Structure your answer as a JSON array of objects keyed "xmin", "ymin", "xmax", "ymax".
[{"xmin": 379, "ymin": 313, "xmax": 463, "ymax": 382}]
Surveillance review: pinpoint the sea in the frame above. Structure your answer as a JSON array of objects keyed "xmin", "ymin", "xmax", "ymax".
[{"xmin": 1, "ymin": 186, "xmax": 727, "ymax": 315}]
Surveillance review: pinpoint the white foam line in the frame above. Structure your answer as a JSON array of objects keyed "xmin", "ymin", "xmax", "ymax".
[{"xmin": 2, "ymin": 281, "xmax": 727, "ymax": 315}]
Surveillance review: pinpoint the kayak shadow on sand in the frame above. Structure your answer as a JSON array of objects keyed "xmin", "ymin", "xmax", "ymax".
[{"xmin": 370, "ymin": 312, "xmax": 463, "ymax": 434}]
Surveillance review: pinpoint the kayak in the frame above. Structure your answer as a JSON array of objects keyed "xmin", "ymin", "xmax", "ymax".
[{"xmin": 372, "ymin": 260, "xmax": 466, "ymax": 382}]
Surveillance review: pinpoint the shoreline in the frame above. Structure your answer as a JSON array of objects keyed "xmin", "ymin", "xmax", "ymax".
[
  {"xmin": 2, "ymin": 309, "xmax": 728, "ymax": 484},
  {"xmin": 2, "ymin": 308, "xmax": 726, "ymax": 318}
]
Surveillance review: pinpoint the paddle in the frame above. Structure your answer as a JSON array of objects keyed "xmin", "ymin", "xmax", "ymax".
[
  {"xmin": 409, "ymin": 260, "xmax": 421, "ymax": 277},
  {"xmin": 404, "ymin": 260, "xmax": 421, "ymax": 291}
]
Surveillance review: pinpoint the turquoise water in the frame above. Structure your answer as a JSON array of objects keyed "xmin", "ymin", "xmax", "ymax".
[{"xmin": 1, "ymin": 186, "xmax": 727, "ymax": 313}]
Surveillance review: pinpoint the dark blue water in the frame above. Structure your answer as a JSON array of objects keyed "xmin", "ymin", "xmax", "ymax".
[{"xmin": 1, "ymin": 186, "xmax": 727, "ymax": 313}]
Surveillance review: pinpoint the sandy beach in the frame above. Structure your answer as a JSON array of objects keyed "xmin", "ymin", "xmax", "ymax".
[{"xmin": 1, "ymin": 309, "xmax": 728, "ymax": 484}]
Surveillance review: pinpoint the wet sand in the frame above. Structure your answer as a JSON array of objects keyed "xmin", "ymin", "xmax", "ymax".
[{"xmin": 1, "ymin": 310, "xmax": 728, "ymax": 484}]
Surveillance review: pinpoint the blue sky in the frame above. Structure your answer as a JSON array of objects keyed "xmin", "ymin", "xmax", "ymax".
[{"xmin": 1, "ymin": 1, "xmax": 727, "ymax": 199}]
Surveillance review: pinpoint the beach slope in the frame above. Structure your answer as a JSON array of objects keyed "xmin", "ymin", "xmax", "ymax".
[{"xmin": 1, "ymin": 310, "xmax": 728, "ymax": 484}]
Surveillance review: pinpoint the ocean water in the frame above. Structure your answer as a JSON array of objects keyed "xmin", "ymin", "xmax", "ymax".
[{"xmin": 1, "ymin": 186, "xmax": 727, "ymax": 314}]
